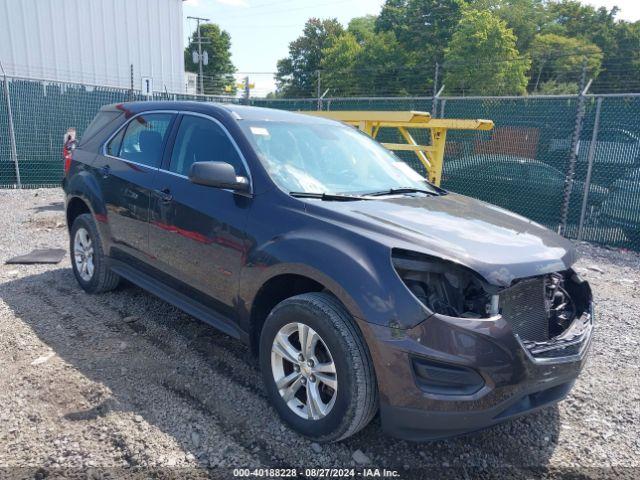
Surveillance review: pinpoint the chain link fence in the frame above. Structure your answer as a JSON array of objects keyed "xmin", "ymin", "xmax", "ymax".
[{"xmin": 1, "ymin": 75, "xmax": 639, "ymax": 251}]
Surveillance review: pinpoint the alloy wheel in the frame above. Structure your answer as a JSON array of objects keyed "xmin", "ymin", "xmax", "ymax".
[
  {"xmin": 74, "ymin": 227, "xmax": 95, "ymax": 281},
  {"xmin": 271, "ymin": 322, "xmax": 338, "ymax": 420}
]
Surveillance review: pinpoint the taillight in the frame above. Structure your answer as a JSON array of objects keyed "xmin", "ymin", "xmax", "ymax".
[
  {"xmin": 63, "ymin": 147, "xmax": 73, "ymax": 175},
  {"xmin": 63, "ymin": 129, "xmax": 78, "ymax": 176}
]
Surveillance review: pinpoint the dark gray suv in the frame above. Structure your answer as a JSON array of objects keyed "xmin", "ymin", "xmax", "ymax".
[{"xmin": 62, "ymin": 101, "xmax": 593, "ymax": 442}]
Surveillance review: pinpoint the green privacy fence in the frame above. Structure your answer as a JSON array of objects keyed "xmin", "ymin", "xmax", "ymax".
[
  {"xmin": 0, "ymin": 77, "xmax": 236, "ymax": 188},
  {"xmin": 1, "ymin": 75, "xmax": 639, "ymax": 251}
]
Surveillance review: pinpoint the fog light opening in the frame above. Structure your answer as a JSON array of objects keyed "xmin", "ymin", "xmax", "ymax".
[{"xmin": 411, "ymin": 357, "xmax": 485, "ymax": 396}]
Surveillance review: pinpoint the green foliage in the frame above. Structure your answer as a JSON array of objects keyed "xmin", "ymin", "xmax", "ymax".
[
  {"xmin": 376, "ymin": 0, "xmax": 467, "ymax": 64},
  {"xmin": 470, "ymin": 0, "xmax": 546, "ymax": 52},
  {"xmin": 273, "ymin": 0, "xmax": 639, "ymax": 98},
  {"xmin": 184, "ymin": 23, "xmax": 236, "ymax": 95},
  {"xmin": 542, "ymin": 0, "xmax": 618, "ymax": 49},
  {"xmin": 275, "ymin": 18, "xmax": 344, "ymax": 97},
  {"xmin": 596, "ymin": 21, "xmax": 640, "ymax": 93},
  {"xmin": 321, "ymin": 29, "xmax": 414, "ymax": 96},
  {"xmin": 354, "ymin": 31, "xmax": 412, "ymax": 95},
  {"xmin": 320, "ymin": 33, "xmax": 363, "ymax": 95},
  {"xmin": 530, "ymin": 34, "xmax": 603, "ymax": 91},
  {"xmin": 536, "ymin": 80, "xmax": 579, "ymax": 95},
  {"xmin": 444, "ymin": 10, "xmax": 530, "ymax": 95},
  {"xmin": 347, "ymin": 15, "xmax": 377, "ymax": 43}
]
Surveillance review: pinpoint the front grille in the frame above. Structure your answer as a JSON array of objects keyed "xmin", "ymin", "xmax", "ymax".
[{"xmin": 499, "ymin": 277, "xmax": 549, "ymax": 342}]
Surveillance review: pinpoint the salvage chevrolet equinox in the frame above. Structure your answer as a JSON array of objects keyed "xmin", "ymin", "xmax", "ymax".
[{"xmin": 63, "ymin": 102, "xmax": 593, "ymax": 442}]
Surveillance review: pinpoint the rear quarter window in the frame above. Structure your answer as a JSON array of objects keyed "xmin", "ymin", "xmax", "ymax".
[{"xmin": 80, "ymin": 111, "xmax": 123, "ymax": 145}]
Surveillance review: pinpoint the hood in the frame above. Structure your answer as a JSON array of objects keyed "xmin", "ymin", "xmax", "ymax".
[{"xmin": 306, "ymin": 193, "xmax": 577, "ymax": 287}]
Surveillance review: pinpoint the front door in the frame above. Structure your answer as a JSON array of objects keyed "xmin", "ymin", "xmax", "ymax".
[
  {"xmin": 98, "ymin": 112, "xmax": 175, "ymax": 263},
  {"xmin": 149, "ymin": 113, "xmax": 252, "ymax": 316}
]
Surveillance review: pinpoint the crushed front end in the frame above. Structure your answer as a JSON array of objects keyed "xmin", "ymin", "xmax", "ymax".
[{"xmin": 357, "ymin": 250, "xmax": 593, "ymax": 441}]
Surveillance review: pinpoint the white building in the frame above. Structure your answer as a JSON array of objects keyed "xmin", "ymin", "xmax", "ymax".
[{"xmin": 0, "ymin": 0, "xmax": 186, "ymax": 93}]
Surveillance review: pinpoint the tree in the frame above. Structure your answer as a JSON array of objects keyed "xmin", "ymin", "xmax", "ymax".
[
  {"xmin": 354, "ymin": 31, "xmax": 411, "ymax": 95},
  {"xmin": 347, "ymin": 15, "xmax": 377, "ymax": 43},
  {"xmin": 529, "ymin": 34, "xmax": 603, "ymax": 91},
  {"xmin": 376, "ymin": 0, "xmax": 467, "ymax": 65},
  {"xmin": 184, "ymin": 23, "xmax": 236, "ymax": 95},
  {"xmin": 275, "ymin": 18, "xmax": 344, "ymax": 97},
  {"xmin": 543, "ymin": 0, "xmax": 618, "ymax": 52},
  {"xmin": 444, "ymin": 10, "xmax": 530, "ymax": 95},
  {"xmin": 320, "ymin": 29, "xmax": 411, "ymax": 96},
  {"xmin": 536, "ymin": 79, "xmax": 579, "ymax": 95},
  {"xmin": 320, "ymin": 33, "xmax": 362, "ymax": 96},
  {"xmin": 535, "ymin": 1, "xmax": 636, "ymax": 93},
  {"xmin": 594, "ymin": 21, "xmax": 640, "ymax": 93},
  {"xmin": 470, "ymin": 0, "xmax": 546, "ymax": 52},
  {"xmin": 277, "ymin": 0, "xmax": 637, "ymax": 99}
]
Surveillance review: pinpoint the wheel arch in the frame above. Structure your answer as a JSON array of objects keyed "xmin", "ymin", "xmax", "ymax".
[
  {"xmin": 247, "ymin": 270, "xmax": 360, "ymax": 356},
  {"xmin": 66, "ymin": 196, "xmax": 92, "ymax": 231},
  {"xmin": 64, "ymin": 169, "xmax": 111, "ymax": 249}
]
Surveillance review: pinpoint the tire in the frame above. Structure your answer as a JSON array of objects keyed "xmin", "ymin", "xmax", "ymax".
[
  {"xmin": 259, "ymin": 292, "xmax": 378, "ymax": 442},
  {"xmin": 70, "ymin": 213, "xmax": 120, "ymax": 293}
]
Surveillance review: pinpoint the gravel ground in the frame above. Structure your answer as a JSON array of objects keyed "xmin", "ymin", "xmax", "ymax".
[{"xmin": 0, "ymin": 188, "xmax": 639, "ymax": 479}]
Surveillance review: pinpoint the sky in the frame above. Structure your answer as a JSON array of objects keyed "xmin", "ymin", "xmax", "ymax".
[{"xmin": 182, "ymin": 0, "xmax": 640, "ymax": 96}]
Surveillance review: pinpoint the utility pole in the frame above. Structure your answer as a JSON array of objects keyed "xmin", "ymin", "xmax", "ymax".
[
  {"xmin": 316, "ymin": 70, "xmax": 322, "ymax": 110},
  {"xmin": 244, "ymin": 76, "xmax": 251, "ymax": 104},
  {"xmin": 129, "ymin": 64, "xmax": 134, "ymax": 101},
  {"xmin": 188, "ymin": 16, "xmax": 210, "ymax": 95},
  {"xmin": 432, "ymin": 62, "xmax": 439, "ymax": 118}
]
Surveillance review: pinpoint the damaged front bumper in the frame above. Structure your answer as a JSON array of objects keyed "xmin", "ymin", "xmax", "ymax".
[
  {"xmin": 521, "ymin": 309, "xmax": 593, "ymax": 363},
  {"xmin": 356, "ymin": 304, "xmax": 593, "ymax": 441}
]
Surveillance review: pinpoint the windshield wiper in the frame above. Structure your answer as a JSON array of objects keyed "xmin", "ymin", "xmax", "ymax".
[
  {"xmin": 363, "ymin": 187, "xmax": 441, "ymax": 197},
  {"xmin": 289, "ymin": 191, "xmax": 368, "ymax": 201}
]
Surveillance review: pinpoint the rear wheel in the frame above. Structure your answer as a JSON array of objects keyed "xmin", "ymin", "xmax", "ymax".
[
  {"xmin": 259, "ymin": 292, "xmax": 378, "ymax": 442},
  {"xmin": 70, "ymin": 213, "xmax": 120, "ymax": 293}
]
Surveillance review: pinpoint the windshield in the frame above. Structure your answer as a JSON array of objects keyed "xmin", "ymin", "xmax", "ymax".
[{"xmin": 239, "ymin": 120, "xmax": 435, "ymax": 196}]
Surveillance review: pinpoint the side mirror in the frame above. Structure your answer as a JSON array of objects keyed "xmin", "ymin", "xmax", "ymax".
[{"xmin": 188, "ymin": 161, "xmax": 250, "ymax": 193}]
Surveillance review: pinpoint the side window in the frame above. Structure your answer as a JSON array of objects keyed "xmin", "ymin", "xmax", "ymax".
[
  {"xmin": 106, "ymin": 127, "xmax": 125, "ymax": 156},
  {"xmin": 169, "ymin": 115, "xmax": 247, "ymax": 177},
  {"xmin": 118, "ymin": 113, "xmax": 174, "ymax": 167}
]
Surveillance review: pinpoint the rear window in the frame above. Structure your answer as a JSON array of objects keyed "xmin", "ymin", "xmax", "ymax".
[{"xmin": 80, "ymin": 111, "xmax": 122, "ymax": 145}]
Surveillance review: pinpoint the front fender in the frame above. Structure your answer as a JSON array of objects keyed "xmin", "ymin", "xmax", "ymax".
[{"xmin": 238, "ymin": 229, "xmax": 430, "ymax": 330}]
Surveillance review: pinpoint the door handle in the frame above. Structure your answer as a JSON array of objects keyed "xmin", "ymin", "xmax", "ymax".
[
  {"xmin": 99, "ymin": 164, "xmax": 111, "ymax": 178},
  {"xmin": 154, "ymin": 188, "xmax": 173, "ymax": 203}
]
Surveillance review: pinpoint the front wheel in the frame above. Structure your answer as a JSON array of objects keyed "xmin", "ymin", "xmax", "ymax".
[{"xmin": 259, "ymin": 292, "xmax": 378, "ymax": 442}]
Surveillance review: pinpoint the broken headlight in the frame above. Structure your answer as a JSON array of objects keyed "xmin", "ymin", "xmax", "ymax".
[{"xmin": 392, "ymin": 249, "xmax": 499, "ymax": 318}]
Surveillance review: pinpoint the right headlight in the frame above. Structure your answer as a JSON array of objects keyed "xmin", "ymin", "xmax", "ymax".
[{"xmin": 392, "ymin": 249, "xmax": 499, "ymax": 319}]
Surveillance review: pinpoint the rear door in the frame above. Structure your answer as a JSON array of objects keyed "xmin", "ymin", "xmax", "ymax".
[
  {"xmin": 97, "ymin": 112, "xmax": 176, "ymax": 263},
  {"xmin": 149, "ymin": 113, "xmax": 252, "ymax": 316}
]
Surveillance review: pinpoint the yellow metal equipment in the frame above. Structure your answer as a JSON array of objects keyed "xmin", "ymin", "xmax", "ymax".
[{"xmin": 301, "ymin": 111, "xmax": 494, "ymax": 186}]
